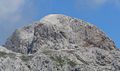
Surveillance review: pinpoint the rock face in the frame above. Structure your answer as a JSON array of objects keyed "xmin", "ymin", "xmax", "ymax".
[
  {"xmin": 0, "ymin": 14, "xmax": 119, "ymax": 71},
  {"xmin": 5, "ymin": 14, "xmax": 115, "ymax": 54}
]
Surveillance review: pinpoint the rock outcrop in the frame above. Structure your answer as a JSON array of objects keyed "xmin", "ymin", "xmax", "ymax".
[
  {"xmin": 5, "ymin": 14, "xmax": 116, "ymax": 54},
  {"xmin": 0, "ymin": 14, "xmax": 119, "ymax": 71}
]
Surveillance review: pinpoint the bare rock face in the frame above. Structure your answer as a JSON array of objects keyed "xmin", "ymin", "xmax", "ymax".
[
  {"xmin": 4, "ymin": 14, "xmax": 116, "ymax": 54},
  {"xmin": 0, "ymin": 14, "xmax": 119, "ymax": 71},
  {"xmin": 0, "ymin": 46, "xmax": 31, "ymax": 71}
]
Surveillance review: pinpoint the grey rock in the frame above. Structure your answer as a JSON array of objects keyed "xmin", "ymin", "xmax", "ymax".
[
  {"xmin": 4, "ymin": 14, "xmax": 116, "ymax": 54},
  {"xmin": 0, "ymin": 14, "xmax": 119, "ymax": 71},
  {"xmin": 0, "ymin": 46, "xmax": 31, "ymax": 71}
]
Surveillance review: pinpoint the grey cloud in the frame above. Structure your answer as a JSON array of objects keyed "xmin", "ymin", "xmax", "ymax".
[{"xmin": 0, "ymin": 0, "xmax": 25, "ymax": 21}]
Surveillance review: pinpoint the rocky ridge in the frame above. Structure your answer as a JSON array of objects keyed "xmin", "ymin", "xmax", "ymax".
[{"xmin": 0, "ymin": 14, "xmax": 120, "ymax": 71}]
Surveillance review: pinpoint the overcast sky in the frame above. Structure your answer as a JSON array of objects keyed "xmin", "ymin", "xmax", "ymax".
[{"xmin": 0, "ymin": 0, "xmax": 120, "ymax": 48}]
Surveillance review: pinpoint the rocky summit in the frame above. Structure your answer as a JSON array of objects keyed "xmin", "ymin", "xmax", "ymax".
[{"xmin": 0, "ymin": 14, "xmax": 120, "ymax": 71}]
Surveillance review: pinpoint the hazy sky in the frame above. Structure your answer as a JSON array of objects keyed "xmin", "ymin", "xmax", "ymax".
[{"xmin": 0, "ymin": 0, "xmax": 120, "ymax": 48}]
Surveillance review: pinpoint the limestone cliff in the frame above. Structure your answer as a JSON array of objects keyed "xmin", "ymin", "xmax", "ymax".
[{"xmin": 0, "ymin": 14, "xmax": 119, "ymax": 71}]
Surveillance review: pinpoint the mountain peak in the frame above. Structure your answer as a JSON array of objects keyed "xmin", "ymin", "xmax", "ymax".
[
  {"xmin": 40, "ymin": 14, "xmax": 69, "ymax": 25},
  {"xmin": 0, "ymin": 14, "xmax": 119, "ymax": 71},
  {"xmin": 4, "ymin": 14, "xmax": 116, "ymax": 54}
]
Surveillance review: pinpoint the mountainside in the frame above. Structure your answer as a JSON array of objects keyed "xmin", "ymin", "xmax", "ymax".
[{"xmin": 0, "ymin": 14, "xmax": 120, "ymax": 71}]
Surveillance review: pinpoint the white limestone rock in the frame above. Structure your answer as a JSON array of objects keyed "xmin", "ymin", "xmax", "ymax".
[
  {"xmin": 1, "ymin": 14, "xmax": 119, "ymax": 71},
  {"xmin": 5, "ymin": 14, "xmax": 116, "ymax": 54},
  {"xmin": 0, "ymin": 46, "xmax": 31, "ymax": 71}
]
